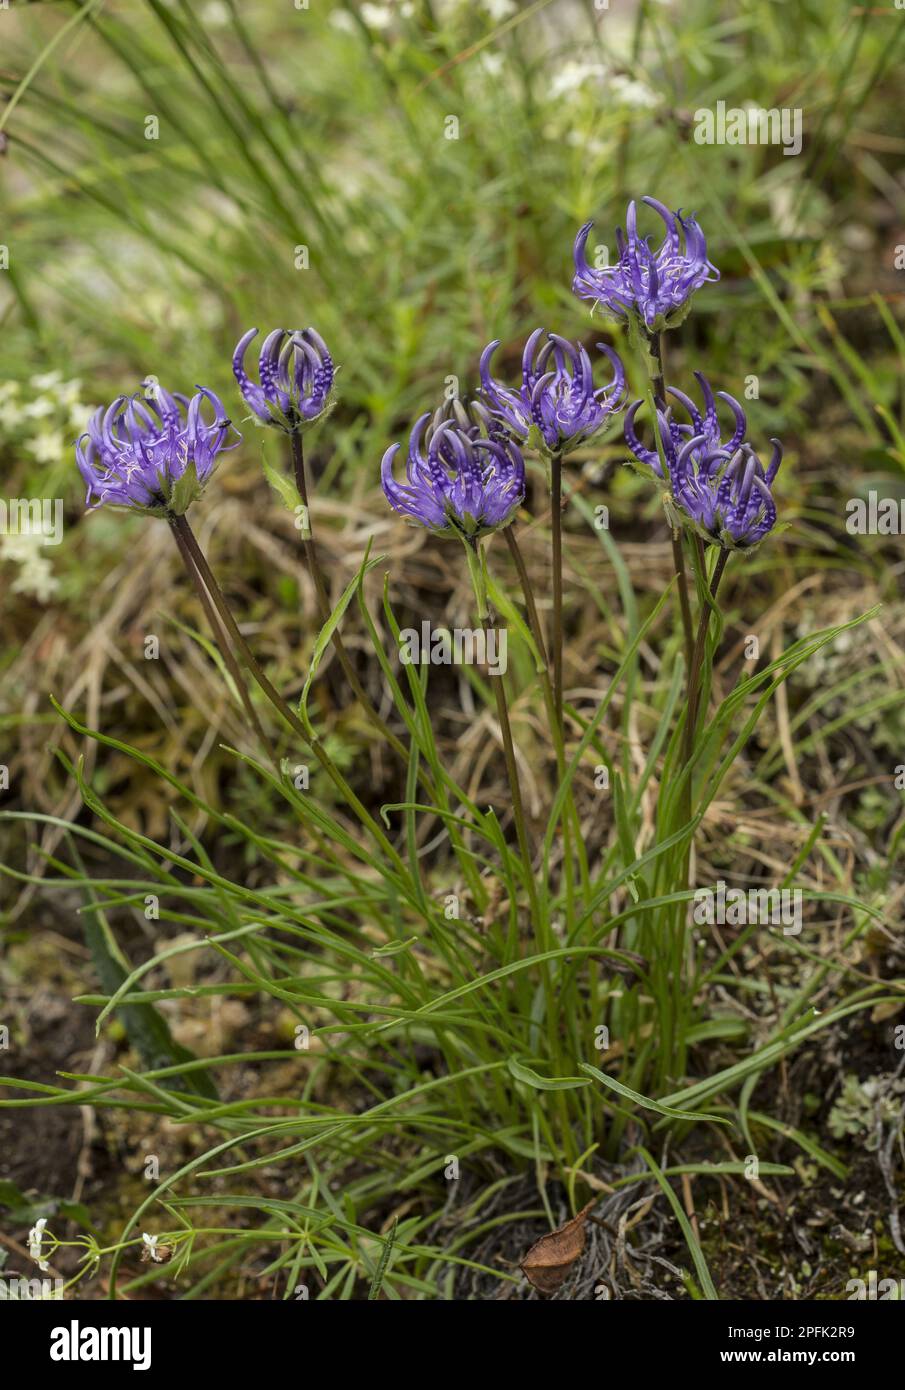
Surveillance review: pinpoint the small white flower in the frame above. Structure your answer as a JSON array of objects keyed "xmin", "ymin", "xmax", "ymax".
[
  {"xmin": 483, "ymin": 0, "xmax": 516, "ymax": 20},
  {"xmin": 28, "ymin": 1218, "xmax": 50, "ymax": 1272},
  {"xmin": 29, "ymin": 371, "xmax": 63, "ymax": 391},
  {"xmin": 142, "ymin": 1232, "xmax": 165, "ymax": 1262},
  {"xmin": 0, "ymin": 398, "xmax": 27, "ymax": 431},
  {"xmin": 329, "ymin": 10, "xmax": 357, "ymax": 32},
  {"xmin": 27, "ymin": 430, "xmax": 65, "ymax": 464},
  {"xmin": 22, "ymin": 398, "xmax": 56, "ymax": 421},
  {"xmin": 549, "ymin": 60, "xmax": 605, "ymax": 101},
  {"xmin": 57, "ymin": 379, "xmax": 84, "ymax": 407},
  {"xmin": 609, "ymin": 74, "xmax": 659, "ymax": 111},
  {"xmin": 480, "ymin": 52, "xmax": 505, "ymax": 78},
  {"xmin": 360, "ymin": 3, "xmax": 393, "ymax": 28},
  {"xmin": 1, "ymin": 536, "xmax": 59, "ymax": 602}
]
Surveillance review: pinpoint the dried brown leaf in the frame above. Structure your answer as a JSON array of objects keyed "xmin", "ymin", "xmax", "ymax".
[{"xmin": 520, "ymin": 1200, "xmax": 596, "ymax": 1295}]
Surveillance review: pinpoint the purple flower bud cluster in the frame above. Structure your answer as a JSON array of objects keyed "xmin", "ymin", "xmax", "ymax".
[
  {"xmin": 73, "ymin": 194, "xmax": 783, "ymax": 555},
  {"xmin": 76, "ymin": 386, "xmax": 235, "ymax": 515},
  {"xmin": 233, "ymin": 327, "xmax": 335, "ymax": 432},
  {"xmin": 382, "ymin": 325, "xmax": 626, "ymax": 539},
  {"xmin": 381, "ymin": 407, "xmax": 525, "ymax": 540},
  {"xmin": 478, "ymin": 330, "xmax": 625, "ymax": 457},
  {"xmin": 75, "ymin": 325, "xmax": 337, "ymax": 516},
  {"xmin": 624, "ymin": 372, "xmax": 782, "ymax": 549},
  {"xmin": 573, "ymin": 196, "xmax": 719, "ymax": 332}
]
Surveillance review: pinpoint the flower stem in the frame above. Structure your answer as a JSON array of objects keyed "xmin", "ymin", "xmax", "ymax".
[
  {"xmin": 505, "ymin": 526, "xmax": 589, "ymax": 978},
  {"xmin": 671, "ymin": 536, "xmax": 694, "ymax": 672},
  {"xmin": 171, "ymin": 513, "xmax": 406, "ymax": 873},
  {"xmin": 682, "ymin": 545, "xmax": 730, "ymax": 772},
  {"xmin": 647, "ymin": 330, "xmax": 694, "ymax": 677},
  {"xmin": 289, "ymin": 431, "xmax": 409, "ymax": 763},
  {"xmin": 504, "ymin": 526, "xmax": 566, "ymax": 808},
  {"xmin": 649, "ymin": 331, "xmax": 666, "ymax": 407},
  {"xmin": 168, "ymin": 517, "xmax": 275, "ymax": 763},
  {"xmin": 665, "ymin": 545, "xmax": 729, "ymax": 1089},
  {"xmin": 466, "ymin": 535, "xmax": 572, "ymax": 1159},
  {"xmin": 464, "ymin": 537, "xmax": 540, "ymax": 929},
  {"xmin": 504, "ymin": 526, "xmax": 548, "ymax": 666},
  {"xmin": 550, "ymin": 448, "xmax": 565, "ymax": 733}
]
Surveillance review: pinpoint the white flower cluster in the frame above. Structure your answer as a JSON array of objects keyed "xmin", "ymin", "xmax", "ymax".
[
  {"xmin": 0, "ymin": 371, "xmax": 90, "ymax": 601},
  {"xmin": 0, "ymin": 372, "xmax": 87, "ymax": 464},
  {"xmin": 335, "ymin": 0, "xmax": 514, "ymax": 34},
  {"xmin": 550, "ymin": 61, "xmax": 659, "ymax": 110},
  {"xmin": 28, "ymin": 1218, "xmax": 51, "ymax": 1272}
]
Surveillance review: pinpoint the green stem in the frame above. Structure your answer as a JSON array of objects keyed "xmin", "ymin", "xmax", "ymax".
[
  {"xmin": 647, "ymin": 329, "xmax": 695, "ymax": 677},
  {"xmin": 504, "ymin": 525, "xmax": 549, "ymax": 667},
  {"xmin": 506, "ymin": 525, "xmax": 590, "ymax": 1125},
  {"xmin": 172, "ymin": 513, "xmax": 406, "ymax": 874},
  {"xmin": 464, "ymin": 537, "xmax": 539, "ymax": 929},
  {"xmin": 168, "ymin": 518, "xmax": 274, "ymax": 763},
  {"xmin": 289, "ymin": 431, "xmax": 410, "ymax": 766},
  {"xmin": 663, "ymin": 545, "xmax": 728, "ymax": 1089},
  {"xmin": 550, "ymin": 448, "xmax": 565, "ymax": 733},
  {"xmin": 649, "ymin": 331, "xmax": 666, "ymax": 408},
  {"xmin": 682, "ymin": 545, "xmax": 730, "ymax": 770},
  {"xmin": 505, "ymin": 525, "xmax": 589, "ymax": 899},
  {"xmin": 671, "ymin": 533, "xmax": 694, "ymax": 672},
  {"xmin": 467, "ymin": 533, "xmax": 574, "ymax": 1166}
]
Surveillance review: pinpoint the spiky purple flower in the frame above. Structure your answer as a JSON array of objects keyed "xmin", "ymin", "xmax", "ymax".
[
  {"xmin": 76, "ymin": 386, "xmax": 235, "ymax": 515},
  {"xmin": 624, "ymin": 371, "xmax": 746, "ymax": 483},
  {"xmin": 573, "ymin": 197, "xmax": 719, "ymax": 332},
  {"xmin": 624, "ymin": 373, "xmax": 782, "ymax": 549},
  {"xmin": 683, "ymin": 439, "xmax": 782, "ymax": 549},
  {"xmin": 381, "ymin": 406, "xmax": 525, "ymax": 539},
  {"xmin": 479, "ymin": 330, "xmax": 625, "ymax": 456},
  {"xmin": 233, "ymin": 327, "xmax": 335, "ymax": 432}
]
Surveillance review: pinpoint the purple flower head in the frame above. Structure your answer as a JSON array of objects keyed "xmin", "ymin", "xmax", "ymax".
[
  {"xmin": 381, "ymin": 403, "xmax": 525, "ymax": 540},
  {"xmin": 479, "ymin": 330, "xmax": 625, "ymax": 457},
  {"xmin": 624, "ymin": 373, "xmax": 782, "ymax": 549},
  {"xmin": 624, "ymin": 371, "xmax": 746, "ymax": 484},
  {"xmin": 573, "ymin": 197, "xmax": 719, "ymax": 332},
  {"xmin": 233, "ymin": 327, "xmax": 335, "ymax": 433},
  {"xmin": 76, "ymin": 385, "xmax": 236, "ymax": 516},
  {"xmin": 684, "ymin": 439, "xmax": 782, "ymax": 549}
]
